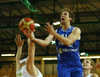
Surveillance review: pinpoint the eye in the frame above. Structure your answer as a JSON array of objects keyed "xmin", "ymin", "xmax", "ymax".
[
  {"xmin": 86, "ymin": 61, "xmax": 89, "ymax": 63},
  {"xmin": 64, "ymin": 13, "xmax": 67, "ymax": 15},
  {"xmin": 61, "ymin": 13, "xmax": 67, "ymax": 16}
]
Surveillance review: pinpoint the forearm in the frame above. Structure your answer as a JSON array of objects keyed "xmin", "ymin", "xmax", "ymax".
[
  {"xmin": 52, "ymin": 28, "xmax": 81, "ymax": 46},
  {"xmin": 32, "ymin": 38, "xmax": 48, "ymax": 47},
  {"xmin": 16, "ymin": 46, "xmax": 22, "ymax": 61},
  {"xmin": 32, "ymin": 34, "xmax": 54, "ymax": 47},
  {"xmin": 28, "ymin": 43, "xmax": 35, "ymax": 59},
  {"xmin": 26, "ymin": 41, "xmax": 39, "ymax": 76},
  {"xmin": 26, "ymin": 40, "xmax": 35, "ymax": 67},
  {"xmin": 52, "ymin": 31, "xmax": 71, "ymax": 46},
  {"xmin": 16, "ymin": 46, "xmax": 22, "ymax": 69}
]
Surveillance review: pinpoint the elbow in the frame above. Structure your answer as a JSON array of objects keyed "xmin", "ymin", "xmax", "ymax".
[
  {"xmin": 26, "ymin": 63, "xmax": 35, "ymax": 71},
  {"xmin": 65, "ymin": 41, "xmax": 72, "ymax": 46},
  {"xmin": 41, "ymin": 41, "xmax": 50, "ymax": 47},
  {"xmin": 64, "ymin": 39, "xmax": 74, "ymax": 46},
  {"xmin": 42, "ymin": 43, "xmax": 49, "ymax": 47},
  {"xmin": 26, "ymin": 65, "xmax": 32, "ymax": 71},
  {"xmin": 65, "ymin": 43, "xmax": 70, "ymax": 46},
  {"xmin": 38, "ymin": 44, "xmax": 48, "ymax": 47},
  {"xmin": 43, "ymin": 45, "xmax": 47, "ymax": 47}
]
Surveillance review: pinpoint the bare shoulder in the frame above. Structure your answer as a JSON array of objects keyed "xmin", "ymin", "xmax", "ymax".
[
  {"xmin": 74, "ymin": 27, "xmax": 81, "ymax": 32},
  {"xmin": 72, "ymin": 27, "xmax": 81, "ymax": 35},
  {"xmin": 91, "ymin": 73, "xmax": 98, "ymax": 77}
]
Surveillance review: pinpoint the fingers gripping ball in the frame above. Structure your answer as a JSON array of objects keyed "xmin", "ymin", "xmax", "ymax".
[
  {"xmin": 96, "ymin": 62, "xmax": 100, "ymax": 69},
  {"xmin": 19, "ymin": 17, "xmax": 35, "ymax": 32}
]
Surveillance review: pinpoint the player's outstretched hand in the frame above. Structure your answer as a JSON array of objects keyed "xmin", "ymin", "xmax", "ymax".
[
  {"xmin": 23, "ymin": 30, "xmax": 35, "ymax": 40},
  {"xmin": 15, "ymin": 34, "xmax": 24, "ymax": 47},
  {"xmin": 44, "ymin": 22, "xmax": 55, "ymax": 35}
]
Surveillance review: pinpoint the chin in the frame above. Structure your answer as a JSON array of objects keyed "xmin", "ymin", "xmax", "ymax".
[{"xmin": 61, "ymin": 22, "xmax": 65, "ymax": 25}]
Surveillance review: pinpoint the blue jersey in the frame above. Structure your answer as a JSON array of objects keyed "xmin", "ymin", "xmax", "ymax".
[{"xmin": 55, "ymin": 26, "xmax": 81, "ymax": 64}]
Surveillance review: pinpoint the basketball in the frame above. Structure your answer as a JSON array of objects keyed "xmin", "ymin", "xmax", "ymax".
[
  {"xmin": 19, "ymin": 17, "xmax": 35, "ymax": 32},
  {"xmin": 96, "ymin": 62, "xmax": 100, "ymax": 69}
]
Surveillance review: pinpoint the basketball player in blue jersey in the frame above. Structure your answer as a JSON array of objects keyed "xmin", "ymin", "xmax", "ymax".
[{"xmin": 23, "ymin": 8, "xmax": 83, "ymax": 77}]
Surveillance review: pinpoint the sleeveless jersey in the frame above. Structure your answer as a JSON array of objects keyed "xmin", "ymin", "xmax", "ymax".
[
  {"xmin": 16, "ymin": 65, "xmax": 43, "ymax": 77},
  {"xmin": 55, "ymin": 26, "xmax": 80, "ymax": 63}
]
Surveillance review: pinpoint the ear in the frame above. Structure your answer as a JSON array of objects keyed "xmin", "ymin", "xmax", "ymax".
[
  {"xmin": 90, "ymin": 66, "xmax": 93, "ymax": 70},
  {"xmin": 69, "ymin": 17, "xmax": 72, "ymax": 21}
]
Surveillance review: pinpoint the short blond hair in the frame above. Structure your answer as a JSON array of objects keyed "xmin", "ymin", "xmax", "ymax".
[
  {"xmin": 61, "ymin": 8, "xmax": 74, "ymax": 23},
  {"xmin": 84, "ymin": 58, "xmax": 94, "ymax": 67}
]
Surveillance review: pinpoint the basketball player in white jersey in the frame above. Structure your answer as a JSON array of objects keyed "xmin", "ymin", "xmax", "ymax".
[
  {"xmin": 15, "ymin": 34, "xmax": 43, "ymax": 77},
  {"xmin": 82, "ymin": 58, "xmax": 98, "ymax": 77}
]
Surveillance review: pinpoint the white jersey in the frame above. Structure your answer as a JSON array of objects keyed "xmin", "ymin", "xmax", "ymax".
[
  {"xmin": 87, "ymin": 74, "xmax": 92, "ymax": 77},
  {"xmin": 16, "ymin": 65, "xmax": 43, "ymax": 77}
]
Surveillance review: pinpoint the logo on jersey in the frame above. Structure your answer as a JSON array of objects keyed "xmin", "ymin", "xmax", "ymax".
[
  {"xmin": 16, "ymin": 68, "xmax": 22, "ymax": 76},
  {"xmin": 58, "ymin": 48, "xmax": 62, "ymax": 54}
]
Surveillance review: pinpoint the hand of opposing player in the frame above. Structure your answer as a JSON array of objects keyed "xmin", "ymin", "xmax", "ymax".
[
  {"xmin": 15, "ymin": 34, "xmax": 24, "ymax": 47},
  {"xmin": 23, "ymin": 30, "xmax": 35, "ymax": 41}
]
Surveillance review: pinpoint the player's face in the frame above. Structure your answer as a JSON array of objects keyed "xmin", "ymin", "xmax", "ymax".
[
  {"xmin": 82, "ymin": 60, "xmax": 93, "ymax": 70},
  {"xmin": 60, "ymin": 11, "xmax": 71, "ymax": 25}
]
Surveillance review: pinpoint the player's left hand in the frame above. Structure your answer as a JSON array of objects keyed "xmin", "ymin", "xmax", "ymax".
[{"xmin": 44, "ymin": 22, "xmax": 55, "ymax": 35}]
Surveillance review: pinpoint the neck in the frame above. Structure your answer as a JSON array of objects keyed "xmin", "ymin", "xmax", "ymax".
[
  {"xmin": 62, "ymin": 22, "xmax": 70, "ymax": 30},
  {"xmin": 83, "ymin": 69, "xmax": 91, "ymax": 77}
]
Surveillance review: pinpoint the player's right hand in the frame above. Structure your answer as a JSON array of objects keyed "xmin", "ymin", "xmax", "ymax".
[{"xmin": 23, "ymin": 30, "xmax": 35, "ymax": 41}]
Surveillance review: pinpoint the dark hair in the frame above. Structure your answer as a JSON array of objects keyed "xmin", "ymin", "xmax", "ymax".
[{"xmin": 61, "ymin": 8, "xmax": 74, "ymax": 23}]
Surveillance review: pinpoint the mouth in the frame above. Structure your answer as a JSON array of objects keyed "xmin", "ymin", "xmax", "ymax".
[
  {"xmin": 83, "ymin": 64, "xmax": 87, "ymax": 66},
  {"xmin": 61, "ymin": 18, "xmax": 65, "ymax": 20}
]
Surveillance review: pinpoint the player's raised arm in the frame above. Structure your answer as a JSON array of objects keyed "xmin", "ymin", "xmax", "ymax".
[
  {"xmin": 16, "ymin": 18, "xmax": 43, "ymax": 77},
  {"xmin": 15, "ymin": 34, "xmax": 24, "ymax": 70},
  {"xmin": 25, "ymin": 32, "xmax": 43, "ymax": 77}
]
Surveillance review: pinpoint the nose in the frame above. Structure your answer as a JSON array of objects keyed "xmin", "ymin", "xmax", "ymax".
[
  {"xmin": 62, "ymin": 14, "xmax": 64, "ymax": 17},
  {"xmin": 83, "ymin": 61, "xmax": 86, "ymax": 64},
  {"xmin": 84, "ymin": 62, "xmax": 87, "ymax": 65},
  {"xmin": 84, "ymin": 62, "xmax": 86, "ymax": 64}
]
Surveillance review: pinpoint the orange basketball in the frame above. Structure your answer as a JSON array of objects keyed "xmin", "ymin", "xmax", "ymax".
[
  {"xmin": 96, "ymin": 62, "xmax": 100, "ymax": 69},
  {"xmin": 19, "ymin": 17, "xmax": 35, "ymax": 32}
]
